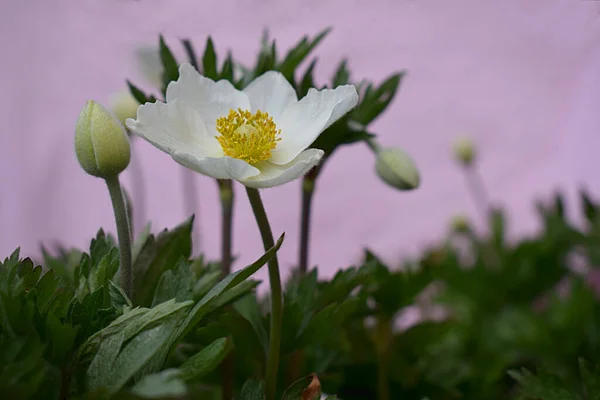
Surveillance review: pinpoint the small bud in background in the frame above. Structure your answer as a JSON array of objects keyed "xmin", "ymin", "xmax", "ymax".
[
  {"xmin": 375, "ymin": 147, "xmax": 420, "ymax": 191},
  {"xmin": 453, "ymin": 137, "xmax": 476, "ymax": 166},
  {"xmin": 110, "ymin": 91, "xmax": 139, "ymax": 126},
  {"xmin": 75, "ymin": 100, "xmax": 131, "ymax": 178},
  {"xmin": 451, "ymin": 214, "xmax": 471, "ymax": 233}
]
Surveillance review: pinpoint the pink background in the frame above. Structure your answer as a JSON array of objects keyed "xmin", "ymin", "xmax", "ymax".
[{"xmin": 1, "ymin": 0, "xmax": 600, "ymax": 283}]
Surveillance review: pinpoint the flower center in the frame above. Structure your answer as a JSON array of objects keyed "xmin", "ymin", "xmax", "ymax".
[{"xmin": 215, "ymin": 108, "xmax": 281, "ymax": 165}]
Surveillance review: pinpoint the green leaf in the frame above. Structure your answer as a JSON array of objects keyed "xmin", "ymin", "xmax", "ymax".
[
  {"xmin": 159, "ymin": 35, "xmax": 179, "ymax": 89},
  {"xmin": 352, "ymin": 72, "xmax": 405, "ymax": 125},
  {"xmin": 220, "ymin": 51, "xmax": 235, "ymax": 82},
  {"xmin": 133, "ymin": 217, "xmax": 194, "ymax": 307},
  {"xmin": 282, "ymin": 374, "xmax": 321, "ymax": 400},
  {"xmin": 202, "ymin": 37, "xmax": 218, "ymax": 79},
  {"xmin": 175, "ymin": 232, "xmax": 284, "ymax": 341},
  {"xmin": 509, "ymin": 368, "xmax": 577, "ymax": 400},
  {"xmin": 131, "ymin": 369, "xmax": 187, "ymax": 398},
  {"xmin": 579, "ymin": 358, "xmax": 600, "ymax": 399},
  {"xmin": 297, "ymin": 58, "xmax": 318, "ymax": 98},
  {"xmin": 239, "ymin": 379, "xmax": 266, "ymax": 400},
  {"xmin": 278, "ymin": 28, "xmax": 331, "ymax": 81},
  {"xmin": 332, "ymin": 59, "xmax": 350, "ymax": 87},
  {"xmin": 127, "ymin": 80, "xmax": 151, "ymax": 105},
  {"xmin": 88, "ymin": 314, "xmax": 183, "ymax": 394},
  {"xmin": 151, "ymin": 258, "xmax": 193, "ymax": 307},
  {"xmin": 181, "ymin": 38, "xmax": 200, "ymax": 71},
  {"xmin": 179, "ymin": 337, "xmax": 231, "ymax": 381},
  {"xmin": 234, "ymin": 294, "xmax": 269, "ymax": 351},
  {"xmin": 109, "ymin": 280, "xmax": 132, "ymax": 312}
]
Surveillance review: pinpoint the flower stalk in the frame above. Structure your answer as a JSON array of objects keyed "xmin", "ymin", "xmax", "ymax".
[
  {"xmin": 298, "ymin": 167, "xmax": 320, "ymax": 274},
  {"xmin": 245, "ymin": 187, "xmax": 283, "ymax": 400},
  {"xmin": 105, "ymin": 175, "xmax": 133, "ymax": 299},
  {"xmin": 219, "ymin": 179, "xmax": 235, "ymax": 400}
]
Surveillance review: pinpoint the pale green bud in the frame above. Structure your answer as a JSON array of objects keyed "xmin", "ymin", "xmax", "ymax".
[
  {"xmin": 75, "ymin": 100, "xmax": 131, "ymax": 178},
  {"xmin": 110, "ymin": 91, "xmax": 139, "ymax": 126},
  {"xmin": 375, "ymin": 147, "xmax": 420, "ymax": 191},
  {"xmin": 450, "ymin": 214, "xmax": 470, "ymax": 233},
  {"xmin": 453, "ymin": 137, "xmax": 476, "ymax": 166}
]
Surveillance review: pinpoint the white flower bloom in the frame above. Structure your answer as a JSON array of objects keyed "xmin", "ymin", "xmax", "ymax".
[{"xmin": 126, "ymin": 63, "xmax": 358, "ymax": 188}]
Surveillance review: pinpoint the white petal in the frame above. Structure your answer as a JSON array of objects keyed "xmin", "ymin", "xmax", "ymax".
[
  {"xmin": 166, "ymin": 63, "xmax": 250, "ymax": 129},
  {"xmin": 172, "ymin": 153, "xmax": 260, "ymax": 180},
  {"xmin": 269, "ymin": 85, "xmax": 358, "ymax": 165},
  {"xmin": 240, "ymin": 149, "xmax": 324, "ymax": 188},
  {"xmin": 243, "ymin": 71, "xmax": 297, "ymax": 122},
  {"xmin": 126, "ymin": 99, "xmax": 222, "ymax": 157}
]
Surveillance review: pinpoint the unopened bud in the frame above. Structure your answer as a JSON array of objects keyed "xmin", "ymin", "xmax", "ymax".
[
  {"xmin": 75, "ymin": 100, "xmax": 131, "ymax": 178},
  {"xmin": 451, "ymin": 214, "xmax": 470, "ymax": 233},
  {"xmin": 110, "ymin": 91, "xmax": 139, "ymax": 126},
  {"xmin": 375, "ymin": 147, "xmax": 420, "ymax": 191},
  {"xmin": 453, "ymin": 137, "xmax": 476, "ymax": 166}
]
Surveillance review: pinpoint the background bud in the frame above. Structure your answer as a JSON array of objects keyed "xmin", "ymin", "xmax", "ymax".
[
  {"xmin": 75, "ymin": 100, "xmax": 131, "ymax": 178},
  {"xmin": 453, "ymin": 137, "xmax": 476, "ymax": 166},
  {"xmin": 450, "ymin": 214, "xmax": 471, "ymax": 233},
  {"xmin": 375, "ymin": 147, "xmax": 420, "ymax": 191},
  {"xmin": 110, "ymin": 91, "xmax": 139, "ymax": 126}
]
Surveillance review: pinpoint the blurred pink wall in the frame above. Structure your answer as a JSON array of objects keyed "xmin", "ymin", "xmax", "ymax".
[{"xmin": 1, "ymin": 0, "xmax": 599, "ymax": 283}]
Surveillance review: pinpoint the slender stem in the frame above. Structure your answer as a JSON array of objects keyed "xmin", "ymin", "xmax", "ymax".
[
  {"xmin": 375, "ymin": 315, "xmax": 392, "ymax": 400},
  {"xmin": 218, "ymin": 180, "xmax": 234, "ymax": 277},
  {"xmin": 464, "ymin": 165, "xmax": 491, "ymax": 221},
  {"xmin": 245, "ymin": 187, "xmax": 282, "ymax": 400},
  {"xmin": 105, "ymin": 175, "xmax": 133, "ymax": 299},
  {"xmin": 127, "ymin": 137, "xmax": 147, "ymax": 236},
  {"xmin": 181, "ymin": 167, "xmax": 201, "ymax": 253},
  {"xmin": 298, "ymin": 178, "xmax": 315, "ymax": 274},
  {"xmin": 218, "ymin": 179, "xmax": 235, "ymax": 400}
]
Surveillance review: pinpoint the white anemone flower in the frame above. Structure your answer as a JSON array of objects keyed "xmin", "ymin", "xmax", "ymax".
[{"xmin": 126, "ymin": 63, "xmax": 358, "ymax": 188}]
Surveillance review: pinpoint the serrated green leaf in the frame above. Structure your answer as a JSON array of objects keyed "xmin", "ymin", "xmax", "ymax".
[
  {"xmin": 203, "ymin": 37, "xmax": 218, "ymax": 79},
  {"xmin": 278, "ymin": 28, "xmax": 331, "ymax": 81},
  {"xmin": 352, "ymin": 72, "xmax": 404, "ymax": 125},
  {"xmin": 152, "ymin": 258, "xmax": 193, "ymax": 307},
  {"xmin": 133, "ymin": 217, "xmax": 194, "ymax": 307},
  {"xmin": 179, "ymin": 337, "xmax": 231, "ymax": 381}
]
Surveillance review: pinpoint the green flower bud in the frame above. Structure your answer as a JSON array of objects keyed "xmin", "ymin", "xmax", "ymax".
[
  {"xmin": 453, "ymin": 137, "xmax": 476, "ymax": 166},
  {"xmin": 451, "ymin": 214, "xmax": 470, "ymax": 233},
  {"xmin": 110, "ymin": 91, "xmax": 139, "ymax": 126},
  {"xmin": 75, "ymin": 100, "xmax": 131, "ymax": 178},
  {"xmin": 375, "ymin": 147, "xmax": 420, "ymax": 191}
]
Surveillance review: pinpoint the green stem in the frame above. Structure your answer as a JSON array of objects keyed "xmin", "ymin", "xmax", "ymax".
[
  {"xmin": 464, "ymin": 165, "xmax": 490, "ymax": 221},
  {"xmin": 245, "ymin": 187, "xmax": 282, "ymax": 400},
  {"xmin": 375, "ymin": 315, "xmax": 392, "ymax": 400},
  {"xmin": 298, "ymin": 175, "xmax": 316, "ymax": 274},
  {"xmin": 181, "ymin": 167, "xmax": 201, "ymax": 253},
  {"xmin": 218, "ymin": 179, "xmax": 235, "ymax": 400},
  {"xmin": 218, "ymin": 180, "xmax": 234, "ymax": 277},
  {"xmin": 105, "ymin": 175, "xmax": 133, "ymax": 299}
]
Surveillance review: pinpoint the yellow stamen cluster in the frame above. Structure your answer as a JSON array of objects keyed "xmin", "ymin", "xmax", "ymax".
[{"xmin": 216, "ymin": 109, "xmax": 281, "ymax": 165}]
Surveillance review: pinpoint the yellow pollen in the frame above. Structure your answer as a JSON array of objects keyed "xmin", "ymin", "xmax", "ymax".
[{"xmin": 215, "ymin": 109, "xmax": 281, "ymax": 165}]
